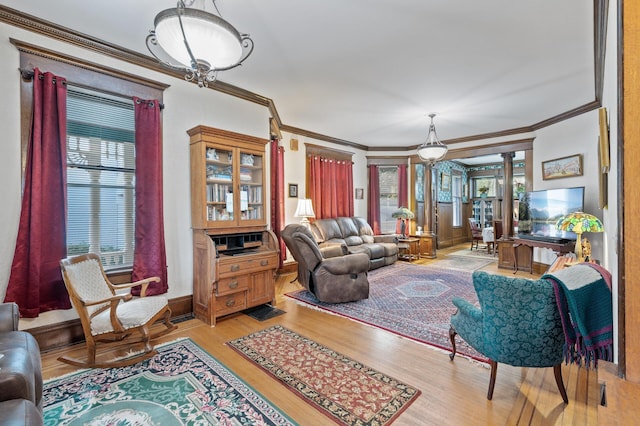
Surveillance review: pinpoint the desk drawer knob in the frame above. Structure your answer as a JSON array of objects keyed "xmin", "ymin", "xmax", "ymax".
[
  {"xmin": 260, "ymin": 260, "xmax": 268, "ymax": 266},
  {"xmin": 231, "ymin": 264, "xmax": 240, "ymax": 272},
  {"xmin": 226, "ymin": 299, "xmax": 236, "ymax": 307},
  {"xmin": 228, "ymin": 281, "xmax": 238, "ymax": 289}
]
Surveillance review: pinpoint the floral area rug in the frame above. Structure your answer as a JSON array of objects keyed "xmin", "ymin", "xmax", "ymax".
[
  {"xmin": 286, "ymin": 262, "xmax": 487, "ymax": 362},
  {"xmin": 43, "ymin": 338, "xmax": 296, "ymax": 425},
  {"xmin": 227, "ymin": 325, "xmax": 421, "ymax": 426}
]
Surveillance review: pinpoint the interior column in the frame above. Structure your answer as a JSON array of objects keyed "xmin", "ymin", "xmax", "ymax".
[
  {"xmin": 425, "ymin": 163, "xmax": 433, "ymax": 233},
  {"xmin": 501, "ymin": 152, "xmax": 515, "ymax": 238}
]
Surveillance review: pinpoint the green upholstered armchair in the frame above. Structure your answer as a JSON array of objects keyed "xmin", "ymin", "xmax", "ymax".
[{"xmin": 449, "ymin": 271, "xmax": 568, "ymax": 403}]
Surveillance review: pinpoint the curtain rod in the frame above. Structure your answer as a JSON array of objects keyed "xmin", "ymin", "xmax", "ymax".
[{"xmin": 19, "ymin": 68, "xmax": 165, "ymax": 110}]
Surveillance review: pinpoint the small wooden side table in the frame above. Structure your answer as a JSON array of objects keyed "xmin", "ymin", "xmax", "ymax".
[
  {"xmin": 410, "ymin": 233, "xmax": 437, "ymax": 259},
  {"xmin": 398, "ymin": 237, "xmax": 420, "ymax": 262}
]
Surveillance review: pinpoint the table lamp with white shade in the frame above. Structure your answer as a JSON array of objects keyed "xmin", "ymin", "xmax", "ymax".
[
  {"xmin": 294, "ymin": 198, "xmax": 315, "ymax": 228},
  {"xmin": 556, "ymin": 212, "xmax": 604, "ymax": 262}
]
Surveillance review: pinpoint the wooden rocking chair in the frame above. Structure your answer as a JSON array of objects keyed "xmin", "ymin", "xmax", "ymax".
[{"xmin": 59, "ymin": 253, "xmax": 177, "ymax": 368}]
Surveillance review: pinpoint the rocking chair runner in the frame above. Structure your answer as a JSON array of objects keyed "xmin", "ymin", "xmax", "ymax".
[{"xmin": 59, "ymin": 253, "xmax": 176, "ymax": 368}]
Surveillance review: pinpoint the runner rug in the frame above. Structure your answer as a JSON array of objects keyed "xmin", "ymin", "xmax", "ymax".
[
  {"xmin": 286, "ymin": 262, "xmax": 487, "ymax": 361},
  {"xmin": 227, "ymin": 325, "xmax": 421, "ymax": 426},
  {"xmin": 448, "ymin": 248, "xmax": 497, "ymax": 261},
  {"xmin": 43, "ymin": 338, "xmax": 296, "ymax": 425}
]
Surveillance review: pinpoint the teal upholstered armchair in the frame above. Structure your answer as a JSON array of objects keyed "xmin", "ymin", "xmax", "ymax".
[{"xmin": 449, "ymin": 271, "xmax": 568, "ymax": 403}]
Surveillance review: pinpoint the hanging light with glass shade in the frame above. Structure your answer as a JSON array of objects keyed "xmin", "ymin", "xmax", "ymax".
[
  {"xmin": 417, "ymin": 113, "xmax": 448, "ymax": 164},
  {"xmin": 146, "ymin": 0, "xmax": 254, "ymax": 88}
]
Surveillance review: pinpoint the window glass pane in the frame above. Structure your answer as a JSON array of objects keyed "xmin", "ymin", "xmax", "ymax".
[
  {"xmin": 379, "ymin": 166, "xmax": 398, "ymax": 234},
  {"xmin": 473, "ymin": 177, "xmax": 497, "ymax": 198},
  {"xmin": 66, "ymin": 87, "xmax": 135, "ymax": 270},
  {"xmin": 452, "ymin": 174, "xmax": 462, "ymax": 227}
]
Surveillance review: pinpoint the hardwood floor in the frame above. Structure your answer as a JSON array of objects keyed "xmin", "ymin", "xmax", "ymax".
[{"xmin": 40, "ymin": 243, "xmax": 599, "ymax": 425}]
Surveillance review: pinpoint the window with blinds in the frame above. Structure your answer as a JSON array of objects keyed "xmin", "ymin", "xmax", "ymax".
[
  {"xmin": 379, "ymin": 166, "xmax": 399, "ymax": 234},
  {"xmin": 66, "ymin": 87, "xmax": 136, "ymax": 270}
]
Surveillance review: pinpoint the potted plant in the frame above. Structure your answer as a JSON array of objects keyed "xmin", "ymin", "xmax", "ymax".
[{"xmin": 478, "ymin": 185, "xmax": 490, "ymax": 198}]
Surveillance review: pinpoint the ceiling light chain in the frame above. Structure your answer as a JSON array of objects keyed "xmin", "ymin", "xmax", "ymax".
[{"xmin": 147, "ymin": 0, "xmax": 254, "ymax": 88}]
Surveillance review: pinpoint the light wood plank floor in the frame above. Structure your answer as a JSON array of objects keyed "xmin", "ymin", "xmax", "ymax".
[{"xmin": 40, "ymin": 243, "xmax": 598, "ymax": 425}]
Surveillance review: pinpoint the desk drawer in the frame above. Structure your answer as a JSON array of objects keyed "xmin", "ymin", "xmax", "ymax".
[
  {"xmin": 219, "ymin": 254, "xmax": 277, "ymax": 276},
  {"xmin": 215, "ymin": 292, "xmax": 247, "ymax": 316},
  {"xmin": 216, "ymin": 276, "xmax": 249, "ymax": 296}
]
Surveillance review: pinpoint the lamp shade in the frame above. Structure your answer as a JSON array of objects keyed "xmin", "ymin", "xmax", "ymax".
[
  {"xmin": 392, "ymin": 207, "xmax": 415, "ymax": 220},
  {"xmin": 294, "ymin": 199, "xmax": 315, "ymax": 218},
  {"xmin": 417, "ymin": 113, "xmax": 448, "ymax": 163},
  {"xmin": 556, "ymin": 212, "xmax": 604, "ymax": 234},
  {"xmin": 147, "ymin": 0, "xmax": 253, "ymax": 87},
  {"xmin": 154, "ymin": 10, "xmax": 242, "ymax": 68}
]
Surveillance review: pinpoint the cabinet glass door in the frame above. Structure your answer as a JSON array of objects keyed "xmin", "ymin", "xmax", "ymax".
[
  {"xmin": 205, "ymin": 146, "xmax": 234, "ymax": 222},
  {"xmin": 239, "ymin": 150, "xmax": 263, "ymax": 222}
]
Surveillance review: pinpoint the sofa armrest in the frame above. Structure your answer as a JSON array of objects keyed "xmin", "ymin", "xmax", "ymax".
[
  {"xmin": 0, "ymin": 303, "xmax": 19, "ymax": 332},
  {"xmin": 373, "ymin": 234, "xmax": 398, "ymax": 244},
  {"xmin": 319, "ymin": 253, "xmax": 370, "ymax": 275},
  {"xmin": 319, "ymin": 244, "xmax": 348, "ymax": 258}
]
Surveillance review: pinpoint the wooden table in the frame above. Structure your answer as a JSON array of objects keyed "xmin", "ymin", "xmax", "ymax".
[
  {"xmin": 512, "ymin": 237, "xmax": 575, "ymax": 274},
  {"xmin": 398, "ymin": 237, "xmax": 420, "ymax": 262}
]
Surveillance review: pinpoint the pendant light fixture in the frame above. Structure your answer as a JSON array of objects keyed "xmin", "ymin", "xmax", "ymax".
[
  {"xmin": 416, "ymin": 113, "xmax": 448, "ymax": 164},
  {"xmin": 146, "ymin": 0, "xmax": 254, "ymax": 88}
]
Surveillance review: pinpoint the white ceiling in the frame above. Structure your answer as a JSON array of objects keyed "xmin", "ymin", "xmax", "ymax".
[{"xmin": 3, "ymin": 0, "xmax": 596, "ymax": 149}]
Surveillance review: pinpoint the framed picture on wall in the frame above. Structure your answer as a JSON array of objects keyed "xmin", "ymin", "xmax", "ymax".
[
  {"xmin": 355, "ymin": 188, "xmax": 364, "ymax": 199},
  {"xmin": 440, "ymin": 172, "xmax": 451, "ymax": 192},
  {"xmin": 541, "ymin": 154, "xmax": 583, "ymax": 180},
  {"xmin": 288, "ymin": 183, "xmax": 298, "ymax": 198}
]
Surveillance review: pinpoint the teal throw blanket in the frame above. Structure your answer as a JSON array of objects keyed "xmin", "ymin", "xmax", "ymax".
[{"xmin": 543, "ymin": 263, "xmax": 613, "ymax": 368}]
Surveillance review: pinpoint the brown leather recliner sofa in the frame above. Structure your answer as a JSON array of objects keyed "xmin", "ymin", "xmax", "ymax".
[
  {"xmin": 310, "ymin": 217, "xmax": 398, "ymax": 270},
  {"xmin": 282, "ymin": 224, "xmax": 370, "ymax": 303},
  {"xmin": 0, "ymin": 302, "xmax": 43, "ymax": 425}
]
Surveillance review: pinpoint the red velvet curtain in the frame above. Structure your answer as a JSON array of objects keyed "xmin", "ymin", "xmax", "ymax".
[
  {"xmin": 396, "ymin": 164, "xmax": 408, "ymax": 234},
  {"xmin": 309, "ymin": 155, "xmax": 353, "ymax": 219},
  {"xmin": 131, "ymin": 97, "xmax": 167, "ymax": 295},
  {"xmin": 5, "ymin": 69, "xmax": 71, "ymax": 317},
  {"xmin": 270, "ymin": 138, "xmax": 286, "ymax": 268},
  {"xmin": 367, "ymin": 165, "xmax": 381, "ymax": 234}
]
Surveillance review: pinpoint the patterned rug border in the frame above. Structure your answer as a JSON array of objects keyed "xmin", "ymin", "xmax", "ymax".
[
  {"xmin": 44, "ymin": 338, "xmax": 297, "ymax": 426},
  {"xmin": 226, "ymin": 325, "xmax": 422, "ymax": 426},
  {"xmin": 43, "ymin": 337, "xmax": 191, "ymax": 384},
  {"xmin": 286, "ymin": 263, "xmax": 489, "ymax": 364}
]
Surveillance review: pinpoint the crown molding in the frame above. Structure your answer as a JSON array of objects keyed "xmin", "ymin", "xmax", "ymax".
[{"xmin": 0, "ymin": 3, "xmax": 606, "ymax": 153}]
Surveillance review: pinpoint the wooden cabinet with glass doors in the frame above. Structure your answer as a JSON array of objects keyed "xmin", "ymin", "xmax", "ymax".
[
  {"xmin": 188, "ymin": 125, "xmax": 278, "ymax": 326},
  {"xmin": 189, "ymin": 126, "xmax": 267, "ymax": 229}
]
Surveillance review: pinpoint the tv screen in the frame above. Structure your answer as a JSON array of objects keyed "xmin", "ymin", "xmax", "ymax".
[{"xmin": 517, "ymin": 186, "xmax": 584, "ymax": 240}]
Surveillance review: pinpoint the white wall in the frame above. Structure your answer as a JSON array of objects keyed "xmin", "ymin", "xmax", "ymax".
[
  {"xmin": 601, "ymin": 0, "xmax": 619, "ymax": 362},
  {"xmin": 532, "ymin": 111, "xmax": 603, "ymax": 263},
  {"xmin": 280, "ymin": 131, "xmax": 371, "ymax": 225},
  {"xmin": 0, "ymin": 23, "xmax": 270, "ymax": 329}
]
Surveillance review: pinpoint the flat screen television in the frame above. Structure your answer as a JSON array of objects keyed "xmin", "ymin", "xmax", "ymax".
[{"xmin": 517, "ymin": 186, "xmax": 584, "ymax": 241}]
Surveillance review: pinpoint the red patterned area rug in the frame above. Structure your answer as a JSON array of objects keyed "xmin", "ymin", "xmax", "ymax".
[
  {"xmin": 286, "ymin": 262, "xmax": 487, "ymax": 362},
  {"xmin": 227, "ymin": 325, "xmax": 421, "ymax": 426}
]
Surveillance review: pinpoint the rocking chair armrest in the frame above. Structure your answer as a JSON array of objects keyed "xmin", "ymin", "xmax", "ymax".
[
  {"xmin": 111, "ymin": 276, "xmax": 160, "ymax": 297},
  {"xmin": 82, "ymin": 293, "xmax": 132, "ymax": 307}
]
